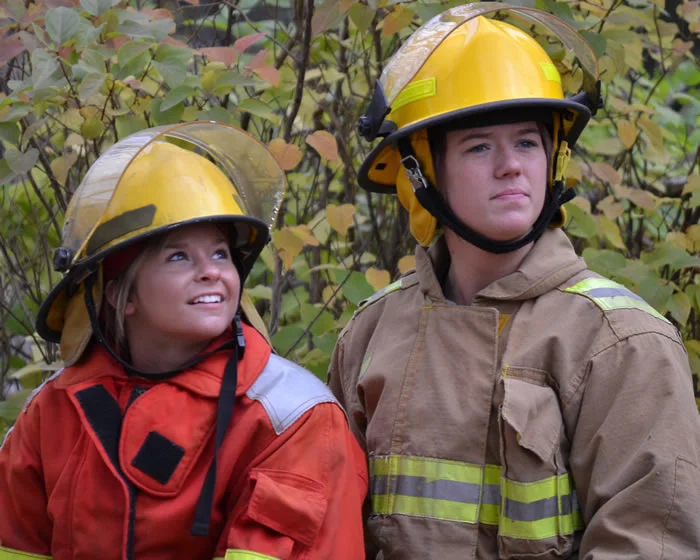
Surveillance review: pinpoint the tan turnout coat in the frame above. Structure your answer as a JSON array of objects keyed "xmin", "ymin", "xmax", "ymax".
[{"xmin": 329, "ymin": 229, "xmax": 700, "ymax": 559}]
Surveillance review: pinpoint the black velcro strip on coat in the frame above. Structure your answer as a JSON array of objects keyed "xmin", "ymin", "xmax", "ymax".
[
  {"xmin": 131, "ymin": 431, "xmax": 185, "ymax": 485},
  {"xmin": 76, "ymin": 385, "xmax": 123, "ymax": 468}
]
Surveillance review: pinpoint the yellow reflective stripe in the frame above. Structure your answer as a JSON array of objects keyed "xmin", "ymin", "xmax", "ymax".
[
  {"xmin": 503, "ymin": 473, "xmax": 571, "ymax": 503},
  {"xmin": 371, "ymin": 454, "xmax": 483, "ymax": 484},
  {"xmin": 540, "ymin": 62, "xmax": 562, "ymax": 83},
  {"xmin": 392, "ymin": 77, "xmax": 437, "ymax": 112},
  {"xmin": 0, "ymin": 547, "xmax": 52, "ymax": 559},
  {"xmin": 369, "ymin": 455, "xmax": 583, "ymax": 540},
  {"xmin": 224, "ymin": 551, "xmax": 279, "ymax": 560},
  {"xmin": 565, "ymin": 278, "xmax": 669, "ymax": 322},
  {"xmin": 375, "ymin": 493, "xmax": 479, "ymax": 524}
]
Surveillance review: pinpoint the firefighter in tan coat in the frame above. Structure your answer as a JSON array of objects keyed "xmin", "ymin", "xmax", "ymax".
[{"xmin": 328, "ymin": 4, "xmax": 700, "ymax": 558}]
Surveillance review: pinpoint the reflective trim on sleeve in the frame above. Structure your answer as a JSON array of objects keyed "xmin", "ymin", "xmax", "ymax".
[
  {"xmin": 564, "ymin": 278, "xmax": 669, "ymax": 322},
  {"xmin": 369, "ymin": 455, "xmax": 584, "ymax": 541},
  {"xmin": 223, "ymin": 550, "xmax": 279, "ymax": 560},
  {"xmin": 246, "ymin": 354, "xmax": 337, "ymax": 435},
  {"xmin": 0, "ymin": 546, "xmax": 53, "ymax": 559}
]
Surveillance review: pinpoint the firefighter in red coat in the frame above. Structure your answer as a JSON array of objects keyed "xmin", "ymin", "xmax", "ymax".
[{"xmin": 0, "ymin": 122, "xmax": 367, "ymax": 560}]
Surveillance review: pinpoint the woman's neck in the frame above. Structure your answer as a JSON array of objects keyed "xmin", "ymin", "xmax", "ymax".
[
  {"xmin": 124, "ymin": 333, "xmax": 211, "ymax": 374},
  {"xmin": 442, "ymin": 230, "xmax": 533, "ymax": 305}
]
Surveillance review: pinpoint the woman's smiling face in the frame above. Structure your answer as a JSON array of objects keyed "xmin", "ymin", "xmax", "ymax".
[{"xmin": 124, "ymin": 223, "xmax": 241, "ymax": 351}]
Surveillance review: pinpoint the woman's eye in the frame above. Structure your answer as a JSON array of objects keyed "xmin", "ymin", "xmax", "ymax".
[
  {"xmin": 167, "ymin": 251, "xmax": 187, "ymax": 262},
  {"xmin": 518, "ymin": 138, "xmax": 539, "ymax": 148},
  {"xmin": 213, "ymin": 248, "xmax": 230, "ymax": 260},
  {"xmin": 467, "ymin": 143, "xmax": 488, "ymax": 153}
]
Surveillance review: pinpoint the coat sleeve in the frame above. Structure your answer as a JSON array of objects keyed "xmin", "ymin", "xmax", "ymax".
[
  {"xmin": 0, "ymin": 404, "xmax": 53, "ymax": 556},
  {"xmin": 218, "ymin": 401, "xmax": 368, "ymax": 560},
  {"xmin": 568, "ymin": 331, "xmax": 700, "ymax": 559},
  {"xmin": 327, "ymin": 329, "xmax": 382, "ymax": 560}
]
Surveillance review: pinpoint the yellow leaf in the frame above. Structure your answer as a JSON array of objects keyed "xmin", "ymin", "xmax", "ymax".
[
  {"xmin": 326, "ymin": 203, "xmax": 355, "ymax": 236},
  {"xmin": 268, "ymin": 138, "xmax": 302, "ymax": 171},
  {"xmin": 289, "ymin": 224, "xmax": 319, "ymax": 247},
  {"xmin": 686, "ymin": 225, "xmax": 700, "ymax": 251},
  {"xmin": 598, "ymin": 195, "xmax": 625, "ymax": 220},
  {"xmin": 682, "ymin": 174, "xmax": 700, "ymax": 196},
  {"xmin": 666, "ymin": 232, "xmax": 689, "ymax": 251},
  {"xmin": 322, "ymin": 284, "xmax": 339, "ymax": 307},
  {"xmin": 589, "ymin": 162, "xmax": 622, "ymax": 186},
  {"xmin": 627, "ymin": 189, "xmax": 657, "ymax": 211},
  {"xmin": 50, "ymin": 151, "xmax": 79, "ymax": 186},
  {"xmin": 381, "ymin": 5, "xmax": 415, "ymax": 37},
  {"xmin": 638, "ymin": 115, "xmax": 664, "ymax": 150},
  {"xmin": 566, "ymin": 159, "xmax": 582, "ymax": 187},
  {"xmin": 272, "ymin": 227, "xmax": 303, "ymax": 270},
  {"xmin": 398, "ymin": 255, "xmax": 416, "ymax": 274},
  {"xmin": 570, "ymin": 195, "xmax": 591, "ymax": 214},
  {"xmin": 598, "ymin": 215, "xmax": 626, "ymax": 250},
  {"xmin": 306, "ymin": 130, "xmax": 338, "ymax": 161},
  {"xmin": 366, "ymin": 267, "xmax": 390, "ymax": 291},
  {"xmin": 616, "ymin": 120, "xmax": 638, "ymax": 149}
]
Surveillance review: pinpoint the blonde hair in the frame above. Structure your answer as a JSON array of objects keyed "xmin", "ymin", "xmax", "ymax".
[{"xmin": 101, "ymin": 237, "xmax": 166, "ymax": 356}]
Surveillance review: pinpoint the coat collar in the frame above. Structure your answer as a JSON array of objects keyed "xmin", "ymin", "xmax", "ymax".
[
  {"xmin": 416, "ymin": 229, "xmax": 587, "ymax": 303},
  {"xmin": 54, "ymin": 322, "xmax": 271, "ymax": 398}
]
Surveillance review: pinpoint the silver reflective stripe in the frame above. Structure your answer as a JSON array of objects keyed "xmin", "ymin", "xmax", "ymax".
[
  {"xmin": 246, "ymin": 354, "xmax": 337, "ymax": 435},
  {"xmin": 585, "ymin": 287, "xmax": 644, "ymax": 300},
  {"xmin": 505, "ymin": 496, "xmax": 559, "ymax": 522},
  {"xmin": 372, "ymin": 474, "xmax": 482, "ymax": 503},
  {"xmin": 0, "ymin": 425, "xmax": 14, "ymax": 451}
]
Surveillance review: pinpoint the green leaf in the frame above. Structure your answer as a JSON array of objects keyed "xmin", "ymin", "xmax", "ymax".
[
  {"xmin": 638, "ymin": 276, "xmax": 674, "ymax": 315},
  {"xmin": 45, "ymin": 7, "xmax": 81, "ymax": 45},
  {"xmin": 579, "ymin": 31, "xmax": 607, "ymax": 59},
  {"xmin": 582, "ymin": 248, "xmax": 627, "ymax": 277},
  {"xmin": 237, "ymin": 98, "xmax": 282, "ymax": 125},
  {"xmin": 643, "ymin": 243, "xmax": 700, "ymax": 271},
  {"xmin": 272, "ymin": 326, "xmax": 305, "ymax": 353},
  {"xmin": 80, "ymin": 0, "xmax": 120, "ymax": 16},
  {"xmin": 154, "ymin": 44, "xmax": 194, "ymax": 66},
  {"xmin": 196, "ymin": 107, "xmax": 234, "ymax": 124},
  {"xmin": 300, "ymin": 303, "xmax": 335, "ymax": 337},
  {"xmin": 78, "ymin": 72, "xmax": 106, "ymax": 102},
  {"xmin": 115, "ymin": 115, "xmax": 148, "ymax": 139},
  {"xmin": 668, "ymin": 291, "xmax": 691, "ymax": 326},
  {"xmin": 0, "ymin": 122, "xmax": 21, "ymax": 145},
  {"xmin": 160, "ymin": 85, "xmax": 195, "ymax": 111},
  {"xmin": 335, "ymin": 270, "xmax": 374, "ymax": 305},
  {"xmin": 564, "ymin": 203, "xmax": 597, "ymax": 239},
  {"xmin": 5, "ymin": 148, "xmax": 39, "ymax": 175},
  {"xmin": 150, "ymin": 98, "xmax": 184, "ymax": 126},
  {"xmin": 118, "ymin": 19, "xmax": 173, "ymax": 42},
  {"xmin": 348, "ymin": 4, "xmax": 374, "ymax": 32},
  {"xmin": 118, "ymin": 40, "xmax": 153, "ymax": 67},
  {"xmin": 0, "ymin": 104, "xmax": 30, "ymax": 123}
]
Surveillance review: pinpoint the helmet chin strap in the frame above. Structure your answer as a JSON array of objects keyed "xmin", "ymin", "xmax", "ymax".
[
  {"xmin": 397, "ymin": 137, "xmax": 574, "ymax": 254},
  {"xmin": 83, "ymin": 272, "xmax": 244, "ymax": 537}
]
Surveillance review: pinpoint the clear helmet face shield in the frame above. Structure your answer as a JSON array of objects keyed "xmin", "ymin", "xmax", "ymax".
[
  {"xmin": 61, "ymin": 121, "xmax": 286, "ymax": 269},
  {"xmin": 359, "ymin": 3, "xmax": 600, "ymax": 142}
]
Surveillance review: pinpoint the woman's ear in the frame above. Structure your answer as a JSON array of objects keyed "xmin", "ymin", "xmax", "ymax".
[
  {"xmin": 105, "ymin": 279, "xmax": 136, "ymax": 317},
  {"xmin": 105, "ymin": 279, "xmax": 119, "ymax": 309}
]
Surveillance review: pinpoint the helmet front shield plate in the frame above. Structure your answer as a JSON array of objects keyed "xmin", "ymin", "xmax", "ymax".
[
  {"xmin": 64, "ymin": 122, "xmax": 286, "ymax": 268},
  {"xmin": 378, "ymin": 3, "xmax": 599, "ymax": 115}
]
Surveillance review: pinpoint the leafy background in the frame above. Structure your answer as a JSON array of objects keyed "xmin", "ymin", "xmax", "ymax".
[{"xmin": 0, "ymin": 0, "xmax": 698, "ymax": 436}]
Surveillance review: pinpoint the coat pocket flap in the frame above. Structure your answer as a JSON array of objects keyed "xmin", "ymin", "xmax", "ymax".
[
  {"xmin": 247, "ymin": 469, "xmax": 327, "ymax": 548},
  {"xmin": 501, "ymin": 377, "xmax": 561, "ymax": 463}
]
